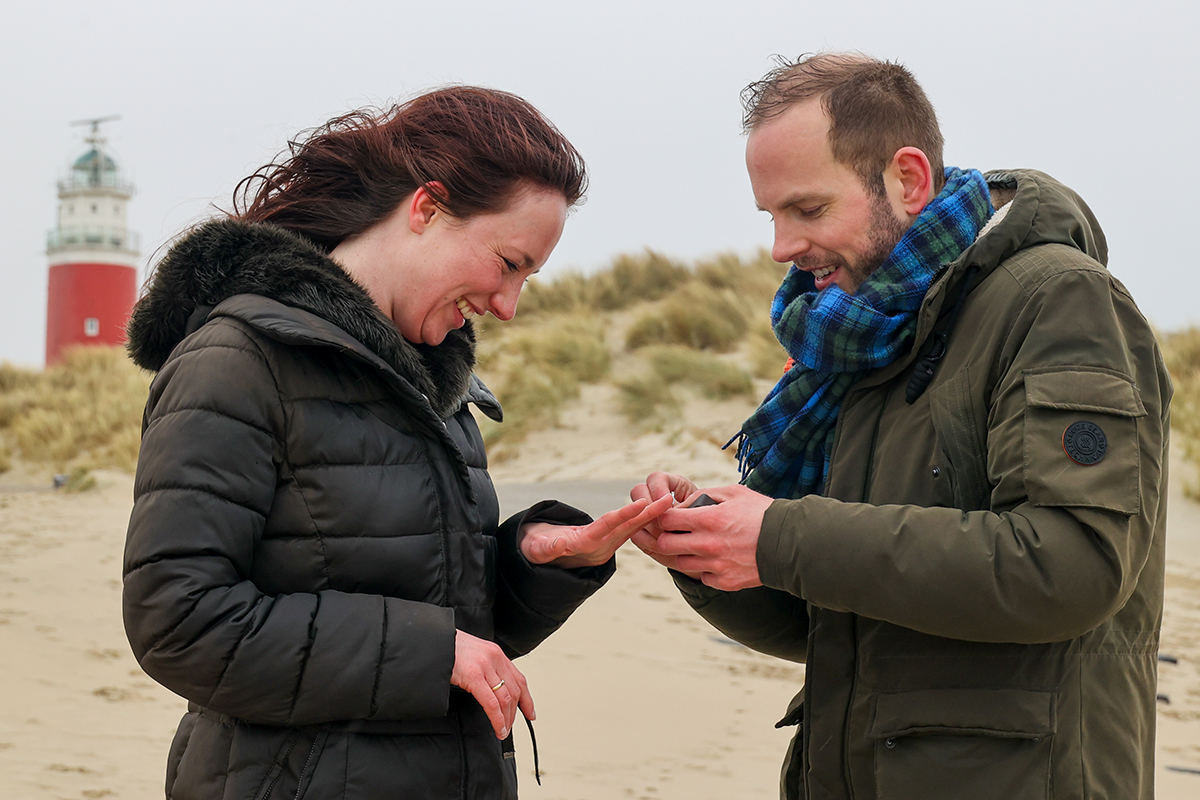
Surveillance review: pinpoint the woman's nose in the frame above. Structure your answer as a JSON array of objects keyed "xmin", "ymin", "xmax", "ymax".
[{"xmin": 489, "ymin": 282, "xmax": 522, "ymax": 321}]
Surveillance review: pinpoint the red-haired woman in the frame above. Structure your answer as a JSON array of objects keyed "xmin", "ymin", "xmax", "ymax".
[{"xmin": 123, "ymin": 87, "xmax": 669, "ymax": 799}]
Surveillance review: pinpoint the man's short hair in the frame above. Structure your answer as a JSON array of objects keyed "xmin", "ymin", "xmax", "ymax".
[{"xmin": 742, "ymin": 53, "xmax": 945, "ymax": 194}]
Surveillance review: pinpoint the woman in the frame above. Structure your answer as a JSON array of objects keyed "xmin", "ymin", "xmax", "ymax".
[{"xmin": 123, "ymin": 87, "xmax": 669, "ymax": 799}]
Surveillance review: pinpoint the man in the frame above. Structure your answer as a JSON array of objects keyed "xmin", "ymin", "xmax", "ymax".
[{"xmin": 633, "ymin": 53, "xmax": 1170, "ymax": 800}]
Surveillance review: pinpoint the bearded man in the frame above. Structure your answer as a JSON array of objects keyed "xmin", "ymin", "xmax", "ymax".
[{"xmin": 634, "ymin": 53, "xmax": 1170, "ymax": 800}]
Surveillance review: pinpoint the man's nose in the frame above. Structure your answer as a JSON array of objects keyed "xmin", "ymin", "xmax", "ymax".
[{"xmin": 772, "ymin": 226, "xmax": 810, "ymax": 264}]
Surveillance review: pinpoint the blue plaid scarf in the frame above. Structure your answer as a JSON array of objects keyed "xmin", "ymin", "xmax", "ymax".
[{"xmin": 731, "ymin": 167, "xmax": 993, "ymax": 499}]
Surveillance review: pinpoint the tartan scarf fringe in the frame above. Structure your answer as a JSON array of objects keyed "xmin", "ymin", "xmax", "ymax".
[{"xmin": 730, "ymin": 167, "xmax": 993, "ymax": 499}]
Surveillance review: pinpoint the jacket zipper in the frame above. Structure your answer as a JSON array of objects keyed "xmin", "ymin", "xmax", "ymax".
[
  {"xmin": 291, "ymin": 726, "xmax": 328, "ymax": 800},
  {"xmin": 254, "ymin": 730, "xmax": 300, "ymax": 800}
]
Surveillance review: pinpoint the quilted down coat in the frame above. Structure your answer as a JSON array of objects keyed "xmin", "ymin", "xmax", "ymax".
[{"xmin": 123, "ymin": 219, "xmax": 613, "ymax": 799}]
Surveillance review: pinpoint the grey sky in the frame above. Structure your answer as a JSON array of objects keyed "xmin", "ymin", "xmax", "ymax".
[{"xmin": 3, "ymin": 0, "xmax": 1197, "ymax": 367}]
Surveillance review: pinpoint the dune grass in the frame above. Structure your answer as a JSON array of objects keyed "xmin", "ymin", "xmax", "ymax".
[
  {"xmin": 1, "ymin": 249, "xmax": 790, "ymax": 469},
  {"xmin": 13, "ymin": 255, "xmax": 1196, "ymax": 497},
  {"xmin": 1160, "ymin": 327, "xmax": 1200, "ymax": 496},
  {"xmin": 0, "ymin": 346, "xmax": 150, "ymax": 476},
  {"xmin": 474, "ymin": 313, "xmax": 611, "ymax": 451},
  {"xmin": 516, "ymin": 250, "xmax": 691, "ymax": 317},
  {"xmin": 614, "ymin": 346, "xmax": 756, "ymax": 430},
  {"xmin": 624, "ymin": 283, "xmax": 750, "ymax": 352},
  {"xmin": 478, "ymin": 249, "xmax": 784, "ymax": 444},
  {"xmin": 642, "ymin": 345, "xmax": 756, "ymax": 401}
]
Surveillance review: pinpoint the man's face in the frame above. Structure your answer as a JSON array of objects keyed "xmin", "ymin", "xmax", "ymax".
[{"xmin": 746, "ymin": 99, "xmax": 910, "ymax": 295}]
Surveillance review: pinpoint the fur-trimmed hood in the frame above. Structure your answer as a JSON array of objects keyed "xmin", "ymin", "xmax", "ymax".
[{"xmin": 126, "ymin": 218, "xmax": 477, "ymax": 417}]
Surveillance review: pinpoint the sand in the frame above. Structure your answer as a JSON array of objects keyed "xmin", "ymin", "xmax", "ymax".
[{"xmin": 1, "ymin": 437, "xmax": 1198, "ymax": 798}]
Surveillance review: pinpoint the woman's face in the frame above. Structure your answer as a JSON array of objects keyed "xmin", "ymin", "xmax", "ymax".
[{"xmin": 334, "ymin": 183, "xmax": 568, "ymax": 345}]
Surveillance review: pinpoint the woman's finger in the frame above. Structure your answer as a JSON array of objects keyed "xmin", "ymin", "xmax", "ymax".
[
  {"xmin": 509, "ymin": 664, "xmax": 535, "ymax": 722},
  {"xmin": 528, "ymin": 530, "xmax": 568, "ymax": 564},
  {"xmin": 476, "ymin": 670, "xmax": 509, "ymax": 738},
  {"xmin": 587, "ymin": 494, "xmax": 672, "ymax": 540}
]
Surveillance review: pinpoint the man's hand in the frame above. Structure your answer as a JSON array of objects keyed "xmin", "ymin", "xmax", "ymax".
[
  {"xmin": 632, "ymin": 483, "xmax": 773, "ymax": 591},
  {"xmin": 519, "ymin": 493, "xmax": 674, "ymax": 569},
  {"xmin": 629, "ymin": 471, "xmax": 698, "ymax": 535}
]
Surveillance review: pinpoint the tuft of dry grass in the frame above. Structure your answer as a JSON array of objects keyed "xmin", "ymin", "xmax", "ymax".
[
  {"xmin": 475, "ymin": 314, "xmax": 611, "ymax": 450},
  {"xmin": 624, "ymin": 283, "xmax": 750, "ymax": 352},
  {"xmin": 616, "ymin": 375, "xmax": 682, "ymax": 432},
  {"xmin": 1161, "ymin": 327, "xmax": 1200, "ymax": 496},
  {"xmin": 478, "ymin": 249, "xmax": 789, "ymax": 444},
  {"xmin": 694, "ymin": 249, "xmax": 788, "ymax": 300},
  {"xmin": 642, "ymin": 346, "xmax": 756, "ymax": 401},
  {"xmin": 0, "ymin": 347, "xmax": 150, "ymax": 473},
  {"xmin": 517, "ymin": 250, "xmax": 691, "ymax": 317}
]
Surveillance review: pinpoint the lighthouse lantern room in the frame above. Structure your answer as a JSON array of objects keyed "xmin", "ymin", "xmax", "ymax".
[{"xmin": 45, "ymin": 116, "xmax": 140, "ymax": 366}]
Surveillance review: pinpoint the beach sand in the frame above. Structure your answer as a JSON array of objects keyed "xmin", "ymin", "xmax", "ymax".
[{"xmin": 0, "ymin": 439, "xmax": 1197, "ymax": 798}]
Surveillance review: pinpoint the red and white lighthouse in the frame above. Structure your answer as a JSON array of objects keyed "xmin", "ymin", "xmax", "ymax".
[{"xmin": 45, "ymin": 117, "xmax": 140, "ymax": 366}]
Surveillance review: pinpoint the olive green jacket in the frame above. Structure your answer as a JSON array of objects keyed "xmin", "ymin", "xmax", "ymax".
[{"xmin": 677, "ymin": 170, "xmax": 1171, "ymax": 800}]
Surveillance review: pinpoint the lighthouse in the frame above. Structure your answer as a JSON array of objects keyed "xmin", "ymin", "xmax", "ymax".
[{"xmin": 45, "ymin": 116, "xmax": 140, "ymax": 366}]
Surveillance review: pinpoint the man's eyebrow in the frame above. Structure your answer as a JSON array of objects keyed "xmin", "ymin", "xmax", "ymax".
[{"xmin": 756, "ymin": 193, "xmax": 830, "ymax": 212}]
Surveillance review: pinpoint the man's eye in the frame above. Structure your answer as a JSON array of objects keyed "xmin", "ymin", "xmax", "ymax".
[
  {"xmin": 503, "ymin": 258, "xmax": 520, "ymax": 273},
  {"xmin": 798, "ymin": 205, "xmax": 825, "ymax": 218}
]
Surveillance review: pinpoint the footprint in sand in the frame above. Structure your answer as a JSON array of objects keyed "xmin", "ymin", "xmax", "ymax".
[
  {"xmin": 47, "ymin": 763, "xmax": 96, "ymax": 774},
  {"xmin": 85, "ymin": 648, "xmax": 123, "ymax": 660}
]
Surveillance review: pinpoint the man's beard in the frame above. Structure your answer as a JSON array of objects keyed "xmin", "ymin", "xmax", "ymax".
[{"xmin": 796, "ymin": 192, "xmax": 910, "ymax": 294}]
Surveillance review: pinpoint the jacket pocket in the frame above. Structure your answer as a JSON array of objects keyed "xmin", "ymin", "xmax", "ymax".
[
  {"xmin": 1022, "ymin": 367, "xmax": 1144, "ymax": 514},
  {"xmin": 248, "ymin": 724, "xmax": 330, "ymax": 800},
  {"xmin": 868, "ymin": 689, "xmax": 1054, "ymax": 800}
]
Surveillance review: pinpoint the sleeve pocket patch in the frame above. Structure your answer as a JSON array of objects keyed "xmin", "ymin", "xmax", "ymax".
[{"xmin": 1022, "ymin": 368, "xmax": 1143, "ymax": 515}]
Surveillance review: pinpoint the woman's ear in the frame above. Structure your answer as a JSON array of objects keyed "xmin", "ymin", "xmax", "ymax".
[
  {"xmin": 408, "ymin": 182, "xmax": 446, "ymax": 234},
  {"xmin": 887, "ymin": 147, "xmax": 934, "ymax": 218}
]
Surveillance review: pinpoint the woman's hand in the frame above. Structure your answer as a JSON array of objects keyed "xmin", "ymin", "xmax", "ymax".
[
  {"xmin": 519, "ymin": 493, "xmax": 675, "ymax": 568},
  {"xmin": 451, "ymin": 630, "xmax": 533, "ymax": 739}
]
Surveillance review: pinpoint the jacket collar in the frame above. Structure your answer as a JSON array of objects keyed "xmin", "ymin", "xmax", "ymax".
[
  {"xmin": 126, "ymin": 218, "xmax": 483, "ymax": 419},
  {"xmin": 851, "ymin": 169, "xmax": 1109, "ymax": 391}
]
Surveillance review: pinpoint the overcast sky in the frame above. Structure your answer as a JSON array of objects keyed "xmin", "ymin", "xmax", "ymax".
[{"xmin": 3, "ymin": 0, "xmax": 1197, "ymax": 368}]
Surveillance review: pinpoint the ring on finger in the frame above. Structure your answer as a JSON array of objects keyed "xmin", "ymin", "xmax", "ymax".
[{"xmin": 491, "ymin": 679, "xmax": 505, "ymax": 692}]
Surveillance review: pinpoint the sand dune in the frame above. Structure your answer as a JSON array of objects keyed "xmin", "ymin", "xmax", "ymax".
[{"xmin": 0, "ymin": 443, "xmax": 1197, "ymax": 798}]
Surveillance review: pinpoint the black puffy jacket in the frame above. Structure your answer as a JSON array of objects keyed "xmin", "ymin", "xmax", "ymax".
[{"xmin": 123, "ymin": 219, "xmax": 612, "ymax": 799}]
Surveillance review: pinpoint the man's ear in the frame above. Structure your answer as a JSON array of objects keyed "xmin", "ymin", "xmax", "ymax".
[
  {"xmin": 408, "ymin": 182, "xmax": 446, "ymax": 234},
  {"xmin": 888, "ymin": 147, "xmax": 934, "ymax": 218}
]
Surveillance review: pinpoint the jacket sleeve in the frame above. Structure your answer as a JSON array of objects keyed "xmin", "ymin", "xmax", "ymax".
[
  {"xmin": 671, "ymin": 572, "xmax": 809, "ymax": 662},
  {"xmin": 757, "ymin": 262, "xmax": 1171, "ymax": 644},
  {"xmin": 492, "ymin": 500, "xmax": 615, "ymax": 658},
  {"xmin": 122, "ymin": 327, "xmax": 456, "ymax": 726}
]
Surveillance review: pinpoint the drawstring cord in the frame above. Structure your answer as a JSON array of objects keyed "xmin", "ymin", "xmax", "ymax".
[{"xmin": 523, "ymin": 712, "xmax": 541, "ymax": 785}]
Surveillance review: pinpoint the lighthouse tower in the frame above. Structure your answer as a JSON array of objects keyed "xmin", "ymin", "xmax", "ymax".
[{"xmin": 45, "ymin": 116, "xmax": 140, "ymax": 366}]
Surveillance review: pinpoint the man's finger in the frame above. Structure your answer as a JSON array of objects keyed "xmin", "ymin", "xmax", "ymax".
[{"xmin": 655, "ymin": 530, "xmax": 706, "ymax": 557}]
